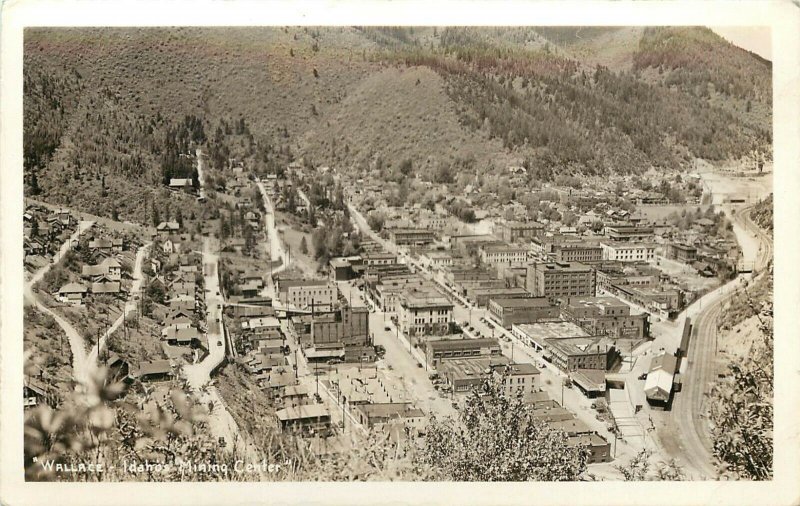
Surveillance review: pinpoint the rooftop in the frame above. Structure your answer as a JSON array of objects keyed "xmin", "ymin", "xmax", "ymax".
[
  {"xmin": 481, "ymin": 244, "xmax": 529, "ymax": 253},
  {"xmin": 547, "ymin": 337, "xmax": 611, "ymax": 357},
  {"xmin": 565, "ymin": 296, "xmax": 631, "ymax": 313},
  {"xmin": 535, "ymin": 261, "xmax": 593, "ymax": 273},
  {"xmin": 428, "ymin": 338, "xmax": 501, "ymax": 352},
  {"xmin": 243, "ymin": 317, "xmax": 281, "ymax": 330},
  {"xmin": 329, "ymin": 257, "xmax": 351, "ymax": 268},
  {"xmin": 277, "ymin": 279, "xmax": 333, "ymax": 292},
  {"xmin": 494, "ymin": 362, "xmax": 541, "ymax": 376},
  {"xmin": 276, "ymin": 404, "xmax": 330, "ymax": 422},
  {"xmin": 514, "ymin": 322, "xmax": 590, "ymax": 341},
  {"xmin": 133, "ymin": 359, "xmax": 172, "ymax": 377},
  {"xmin": 648, "ymin": 353, "xmax": 678, "ymax": 374},
  {"xmin": 401, "ymin": 286, "xmax": 452, "ymax": 309},
  {"xmin": 490, "ymin": 296, "xmax": 551, "ymax": 309},
  {"xmin": 439, "ymin": 356, "xmax": 510, "ymax": 381}
]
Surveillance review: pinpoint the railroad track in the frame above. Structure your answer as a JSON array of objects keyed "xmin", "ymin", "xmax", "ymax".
[{"xmin": 663, "ymin": 199, "xmax": 772, "ymax": 479}]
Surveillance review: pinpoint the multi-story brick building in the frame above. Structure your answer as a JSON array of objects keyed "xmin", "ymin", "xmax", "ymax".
[
  {"xmin": 426, "ymin": 338, "xmax": 503, "ymax": 369},
  {"xmin": 275, "ymin": 279, "xmax": 338, "ymax": 311},
  {"xmin": 552, "ymin": 243, "xmax": 603, "ymax": 264},
  {"xmin": 479, "ymin": 244, "xmax": 529, "ymax": 267},
  {"xmin": 495, "ymin": 220, "xmax": 544, "ymax": 243},
  {"xmin": 526, "ymin": 262, "xmax": 596, "ymax": 303},
  {"xmin": 561, "ymin": 296, "xmax": 649, "ymax": 339},
  {"xmin": 388, "ymin": 228, "xmax": 437, "ymax": 247},
  {"xmin": 361, "ymin": 252, "xmax": 398, "ymax": 266},
  {"xmin": 311, "ymin": 305, "xmax": 370, "ymax": 348},
  {"xmin": 547, "ymin": 337, "xmax": 614, "ymax": 372},
  {"xmin": 667, "ymin": 243, "xmax": 698, "ymax": 263},
  {"xmin": 488, "ymin": 296, "xmax": 560, "ymax": 328},
  {"xmin": 600, "ymin": 242, "xmax": 656, "ymax": 262},
  {"xmin": 492, "ymin": 362, "xmax": 541, "ymax": 398},
  {"xmin": 398, "ymin": 285, "xmax": 454, "ymax": 338},
  {"xmin": 603, "ymin": 223, "xmax": 655, "ymax": 242},
  {"xmin": 468, "ymin": 286, "xmax": 530, "ymax": 308}
]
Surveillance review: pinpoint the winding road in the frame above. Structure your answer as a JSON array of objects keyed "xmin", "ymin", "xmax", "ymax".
[{"xmin": 24, "ymin": 221, "xmax": 95, "ymax": 385}]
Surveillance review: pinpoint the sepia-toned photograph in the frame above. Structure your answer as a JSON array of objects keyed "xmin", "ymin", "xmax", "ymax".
[{"xmin": 2, "ymin": 1, "xmax": 799, "ymax": 504}]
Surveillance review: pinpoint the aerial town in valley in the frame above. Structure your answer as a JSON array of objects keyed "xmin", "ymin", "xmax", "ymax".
[
  {"xmin": 23, "ymin": 148, "xmax": 773, "ymax": 480},
  {"xmin": 21, "ymin": 26, "xmax": 775, "ymax": 482}
]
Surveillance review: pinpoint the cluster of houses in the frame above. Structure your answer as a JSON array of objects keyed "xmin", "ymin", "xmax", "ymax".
[
  {"xmin": 55, "ymin": 230, "xmax": 136, "ymax": 305},
  {"xmin": 23, "ymin": 205, "xmax": 78, "ymax": 271},
  {"xmin": 148, "ymin": 223, "xmax": 208, "ymax": 351}
]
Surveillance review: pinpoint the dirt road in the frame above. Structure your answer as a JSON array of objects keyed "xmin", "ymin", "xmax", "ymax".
[
  {"xmin": 24, "ymin": 221, "xmax": 95, "ymax": 385},
  {"xmin": 86, "ymin": 242, "xmax": 152, "ymax": 369}
]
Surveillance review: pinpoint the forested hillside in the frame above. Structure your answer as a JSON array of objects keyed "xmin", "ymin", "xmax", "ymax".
[
  {"xmin": 24, "ymin": 26, "xmax": 772, "ymax": 224},
  {"xmin": 750, "ymin": 194, "xmax": 773, "ymax": 235}
]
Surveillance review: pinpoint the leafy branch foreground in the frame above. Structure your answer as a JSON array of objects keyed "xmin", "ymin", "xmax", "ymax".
[
  {"xmin": 709, "ymin": 278, "xmax": 774, "ymax": 480},
  {"xmin": 25, "ymin": 369, "xmax": 596, "ymax": 482}
]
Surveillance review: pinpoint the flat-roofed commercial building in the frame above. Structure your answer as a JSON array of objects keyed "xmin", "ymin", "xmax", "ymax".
[
  {"xmin": 526, "ymin": 262, "xmax": 596, "ymax": 303},
  {"xmin": 495, "ymin": 220, "xmax": 544, "ymax": 243},
  {"xmin": 594, "ymin": 261, "xmax": 660, "ymax": 291},
  {"xmin": 552, "ymin": 243, "xmax": 603, "ymax": 264},
  {"xmin": 361, "ymin": 252, "xmax": 397, "ymax": 266},
  {"xmin": 567, "ymin": 433, "xmax": 612, "ymax": 463},
  {"xmin": 388, "ymin": 228, "xmax": 436, "ymax": 247},
  {"xmin": 600, "ymin": 242, "xmax": 656, "ymax": 263},
  {"xmin": 492, "ymin": 362, "xmax": 541, "ymax": 398},
  {"xmin": 276, "ymin": 279, "xmax": 337, "ymax": 311},
  {"xmin": 418, "ymin": 250, "xmax": 454, "ymax": 270},
  {"xmin": 329, "ymin": 257, "xmax": 355, "ymax": 281},
  {"xmin": 468, "ymin": 286, "xmax": 530, "ymax": 308},
  {"xmin": 512, "ymin": 321, "xmax": 590, "ymax": 352},
  {"xmin": 667, "ymin": 243, "xmax": 698, "ymax": 263},
  {"xmin": 373, "ymin": 275, "xmax": 427, "ymax": 313},
  {"xmin": 437, "ymin": 355, "xmax": 509, "ymax": 393},
  {"xmin": 276, "ymin": 404, "xmax": 331, "ymax": 434},
  {"xmin": 311, "ymin": 305, "xmax": 370, "ymax": 349},
  {"xmin": 547, "ymin": 337, "xmax": 614, "ymax": 372},
  {"xmin": 352, "ymin": 402, "xmax": 426, "ymax": 433},
  {"xmin": 443, "ymin": 267, "xmax": 496, "ymax": 288},
  {"xmin": 603, "ymin": 223, "xmax": 655, "ymax": 242},
  {"xmin": 398, "ymin": 285, "xmax": 454, "ymax": 338},
  {"xmin": 562, "ymin": 296, "xmax": 649, "ymax": 339},
  {"xmin": 479, "ymin": 244, "xmax": 530, "ymax": 267},
  {"xmin": 425, "ymin": 338, "xmax": 502, "ymax": 369},
  {"xmin": 488, "ymin": 297, "xmax": 560, "ymax": 328}
]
